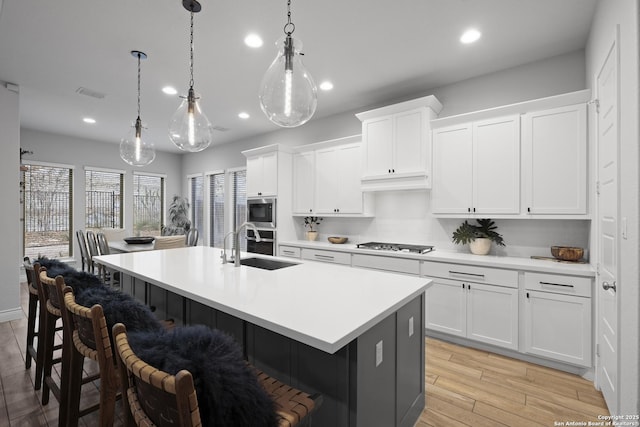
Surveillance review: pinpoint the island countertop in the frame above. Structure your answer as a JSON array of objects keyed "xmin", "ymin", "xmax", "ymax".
[{"xmin": 95, "ymin": 246, "xmax": 430, "ymax": 354}]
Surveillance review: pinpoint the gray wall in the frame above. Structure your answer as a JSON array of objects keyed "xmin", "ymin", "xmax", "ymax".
[{"xmin": 0, "ymin": 84, "xmax": 21, "ymax": 321}]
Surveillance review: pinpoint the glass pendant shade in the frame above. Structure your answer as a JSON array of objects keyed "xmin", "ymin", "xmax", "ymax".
[
  {"xmin": 120, "ymin": 118, "xmax": 156, "ymax": 166},
  {"xmin": 259, "ymin": 36, "xmax": 317, "ymax": 128},
  {"xmin": 168, "ymin": 88, "xmax": 213, "ymax": 152}
]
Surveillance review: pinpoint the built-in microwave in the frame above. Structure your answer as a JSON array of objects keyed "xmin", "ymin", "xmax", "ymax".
[{"xmin": 247, "ymin": 198, "xmax": 276, "ymax": 228}]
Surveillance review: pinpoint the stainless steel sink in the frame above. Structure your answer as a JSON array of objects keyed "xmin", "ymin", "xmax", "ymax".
[{"xmin": 239, "ymin": 257, "xmax": 298, "ymax": 270}]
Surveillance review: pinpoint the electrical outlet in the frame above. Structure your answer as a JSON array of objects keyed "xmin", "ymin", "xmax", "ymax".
[
  {"xmin": 376, "ymin": 340, "xmax": 383, "ymax": 367},
  {"xmin": 409, "ymin": 316, "xmax": 414, "ymax": 337}
]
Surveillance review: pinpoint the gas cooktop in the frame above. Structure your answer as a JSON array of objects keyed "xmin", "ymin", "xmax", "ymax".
[{"xmin": 356, "ymin": 242, "xmax": 435, "ymax": 254}]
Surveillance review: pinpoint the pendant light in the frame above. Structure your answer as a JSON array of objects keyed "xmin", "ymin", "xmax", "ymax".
[
  {"xmin": 120, "ymin": 50, "xmax": 156, "ymax": 167},
  {"xmin": 168, "ymin": 0, "xmax": 213, "ymax": 152},
  {"xmin": 259, "ymin": 0, "xmax": 317, "ymax": 128}
]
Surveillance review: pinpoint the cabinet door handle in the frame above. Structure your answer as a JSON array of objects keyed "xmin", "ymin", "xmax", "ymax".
[
  {"xmin": 449, "ymin": 270, "xmax": 485, "ymax": 279},
  {"xmin": 468, "ymin": 207, "xmax": 471, "ymax": 213},
  {"xmin": 462, "ymin": 283, "xmax": 465, "ymax": 289},
  {"xmin": 602, "ymin": 281, "xmax": 617, "ymax": 292},
  {"xmin": 527, "ymin": 207, "xmax": 531, "ymax": 213},
  {"xmin": 539, "ymin": 281, "xmax": 574, "ymax": 288},
  {"xmin": 392, "ymin": 168, "xmax": 395, "ymax": 173},
  {"xmin": 315, "ymin": 254, "xmax": 335, "ymax": 261},
  {"xmin": 526, "ymin": 292, "xmax": 530, "ymax": 299},
  {"xmin": 473, "ymin": 207, "xmax": 476, "ymax": 212},
  {"xmin": 282, "ymin": 250, "xmax": 296, "ymax": 255}
]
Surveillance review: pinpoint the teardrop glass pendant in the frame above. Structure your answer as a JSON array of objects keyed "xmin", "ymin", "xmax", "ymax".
[
  {"xmin": 168, "ymin": 88, "xmax": 213, "ymax": 152},
  {"xmin": 259, "ymin": 36, "xmax": 317, "ymax": 128},
  {"xmin": 120, "ymin": 118, "xmax": 156, "ymax": 166}
]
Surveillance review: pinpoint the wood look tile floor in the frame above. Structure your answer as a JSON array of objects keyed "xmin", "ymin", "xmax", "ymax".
[{"xmin": 1, "ymin": 283, "xmax": 609, "ymax": 426}]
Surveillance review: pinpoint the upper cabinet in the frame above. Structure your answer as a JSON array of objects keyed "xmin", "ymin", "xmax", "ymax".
[
  {"xmin": 245, "ymin": 150, "xmax": 278, "ymax": 197},
  {"xmin": 432, "ymin": 115, "xmax": 520, "ymax": 215},
  {"xmin": 356, "ymin": 95, "xmax": 443, "ymax": 191},
  {"xmin": 292, "ymin": 135, "xmax": 373, "ymax": 217},
  {"xmin": 431, "ymin": 90, "xmax": 591, "ymax": 219},
  {"xmin": 522, "ymin": 103, "xmax": 588, "ymax": 215}
]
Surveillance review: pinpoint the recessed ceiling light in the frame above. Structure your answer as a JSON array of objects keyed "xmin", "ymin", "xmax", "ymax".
[
  {"xmin": 162, "ymin": 86, "xmax": 178, "ymax": 95},
  {"xmin": 238, "ymin": 112, "xmax": 250, "ymax": 119},
  {"xmin": 244, "ymin": 33, "xmax": 263, "ymax": 48},
  {"xmin": 83, "ymin": 117, "xmax": 96, "ymax": 124},
  {"xmin": 319, "ymin": 81, "xmax": 334, "ymax": 91},
  {"xmin": 460, "ymin": 28, "xmax": 481, "ymax": 44}
]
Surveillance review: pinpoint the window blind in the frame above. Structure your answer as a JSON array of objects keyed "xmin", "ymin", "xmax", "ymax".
[
  {"xmin": 190, "ymin": 175, "xmax": 204, "ymax": 236},
  {"xmin": 232, "ymin": 170, "xmax": 247, "ymax": 251},
  {"xmin": 209, "ymin": 173, "xmax": 225, "ymax": 248}
]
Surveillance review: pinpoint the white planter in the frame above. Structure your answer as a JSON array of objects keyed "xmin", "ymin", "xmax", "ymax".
[
  {"xmin": 469, "ymin": 238, "xmax": 492, "ymax": 255},
  {"xmin": 306, "ymin": 231, "xmax": 318, "ymax": 241}
]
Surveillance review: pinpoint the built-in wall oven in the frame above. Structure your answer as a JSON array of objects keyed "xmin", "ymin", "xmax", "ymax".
[
  {"xmin": 247, "ymin": 198, "xmax": 276, "ymax": 228},
  {"xmin": 246, "ymin": 229, "xmax": 275, "ymax": 256}
]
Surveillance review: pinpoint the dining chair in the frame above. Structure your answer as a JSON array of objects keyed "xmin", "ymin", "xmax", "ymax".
[
  {"xmin": 96, "ymin": 232, "xmax": 120, "ymax": 287},
  {"xmin": 112, "ymin": 323, "xmax": 202, "ymax": 427},
  {"xmin": 154, "ymin": 235, "xmax": 187, "ymax": 250},
  {"xmin": 76, "ymin": 230, "xmax": 91, "ymax": 272},
  {"xmin": 86, "ymin": 231, "xmax": 101, "ymax": 275}
]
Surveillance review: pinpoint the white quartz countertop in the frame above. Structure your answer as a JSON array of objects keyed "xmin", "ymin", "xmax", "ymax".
[
  {"xmin": 95, "ymin": 247, "xmax": 429, "ymax": 354},
  {"xmin": 279, "ymin": 240, "xmax": 595, "ymax": 277}
]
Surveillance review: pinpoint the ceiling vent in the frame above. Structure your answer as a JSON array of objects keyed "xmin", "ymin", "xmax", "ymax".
[
  {"xmin": 76, "ymin": 87, "xmax": 106, "ymax": 99},
  {"xmin": 213, "ymin": 125, "xmax": 229, "ymax": 132}
]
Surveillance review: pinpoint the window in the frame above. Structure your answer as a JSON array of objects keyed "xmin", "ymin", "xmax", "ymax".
[
  {"xmin": 133, "ymin": 173, "xmax": 165, "ymax": 236},
  {"xmin": 23, "ymin": 163, "xmax": 74, "ymax": 259},
  {"xmin": 85, "ymin": 168, "xmax": 123, "ymax": 231},
  {"xmin": 209, "ymin": 172, "xmax": 225, "ymax": 248},
  {"xmin": 189, "ymin": 175, "xmax": 204, "ymax": 236},
  {"xmin": 207, "ymin": 169, "xmax": 246, "ymax": 250}
]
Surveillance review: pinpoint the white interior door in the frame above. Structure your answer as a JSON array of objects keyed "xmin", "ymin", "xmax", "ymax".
[{"xmin": 596, "ymin": 32, "xmax": 619, "ymax": 414}]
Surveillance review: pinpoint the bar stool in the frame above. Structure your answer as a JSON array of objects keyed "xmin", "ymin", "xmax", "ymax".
[
  {"xmin": 24, "ymin": 257, "xmax": 47, "ymax": 389},
  {"xmin": 38, "ymin": 267, "xmax": 100, "ymax": 426},
  {"xmin": 61, "ymin": 284, "xmax": 120, "ymax": 426}
]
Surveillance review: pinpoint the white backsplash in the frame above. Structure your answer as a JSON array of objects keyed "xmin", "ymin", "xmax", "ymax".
[{"xmin": 294, "ymin": 190, "xmax": 591, "ymax": 260}]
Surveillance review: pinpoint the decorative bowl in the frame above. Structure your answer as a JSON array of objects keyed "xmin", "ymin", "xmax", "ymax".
[
  {"xmin": 551, "ymin": 246, "xmax": 583, "ymax": 261},
  {"xmin": 124, "ymin": 236, "xmax": 155, "ymax": 244},
  {"xmin": 328, "ymin": 236, "xmax": 348, "ymax": 244}
]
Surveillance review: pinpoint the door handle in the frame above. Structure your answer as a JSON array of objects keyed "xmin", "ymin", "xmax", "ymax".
[{"xmin": 602, "ymin": 281, "xmax": 617, "ymax": 292}]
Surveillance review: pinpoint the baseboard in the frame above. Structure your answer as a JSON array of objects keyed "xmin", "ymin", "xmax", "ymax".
[{"xmin": 0, "ymin": 308, "xmax": 24, "ymax": 323}]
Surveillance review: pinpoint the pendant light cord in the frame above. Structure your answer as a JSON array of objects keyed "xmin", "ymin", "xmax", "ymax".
[
  {"xmin": 189, "ymin": 11, "xmax": 195, "ymax": 89},
  {"xmin": 137, "ymin": 52, "xmax": 142, "ymax": 119}
]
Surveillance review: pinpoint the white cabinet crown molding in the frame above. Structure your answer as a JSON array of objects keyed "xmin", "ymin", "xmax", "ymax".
[
  {"xmin": 431, "ymin": 89, "xmax": 591, "ymax": 129},
  {"xmin": 355, "ymin": 95, "xmax": 443, "ymax": 121},
  {"xmin": 242, "ymin": 143, "xmax": 293, "ymax": 158}
]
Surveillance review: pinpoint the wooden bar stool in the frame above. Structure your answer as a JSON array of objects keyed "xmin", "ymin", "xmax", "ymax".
[
  {"xmin": 61, "ymin": 284, "xmax": 120, "ymax": 427},
  {"xmin": 24, "ymin": 257, "xmax": 45, "ymax": 389},
  {"xmin": 38, "ymin": 268, "xmax": 100, "ymax": 426},
  {"xmin": 112, "ymin": 323, "xmax": 202, "ymax": 427}
]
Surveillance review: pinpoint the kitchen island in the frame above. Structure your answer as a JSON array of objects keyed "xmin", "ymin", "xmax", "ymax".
[{"xmin": 95, "ymin": 246, "xmax": 430, "ymax": 427}]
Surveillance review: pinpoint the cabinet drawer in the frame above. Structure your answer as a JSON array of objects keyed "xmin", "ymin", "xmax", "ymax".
[
  {"xmin": 301, "ymin": 248, "xmax": 351, "ymax": 265},
  {"xmin": 421, "ymin": 261, "xmax": 518, "ymax": 288},
  {"xmin": 352, "ymin": 254, "xmax": 420, "ymax": 275},
  {"xmin": 279, "ymin": 246, "xmax": 301, "ymax": 258},
  {"xmin": 524, "ymin": 272, "xmax": 591, "ymax": 298}
]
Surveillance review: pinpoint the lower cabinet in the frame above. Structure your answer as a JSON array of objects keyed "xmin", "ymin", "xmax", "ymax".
[
  {"xmin": 523, "ymin": 272, "xmax": 592, "ymax": 367},
  {"xmin": 425, "ymin": 278, "xmax": 519, "ymax": 350},
  {"xmin": 301, "ymin": 248, "xmax": 351, "ymax": 265}
]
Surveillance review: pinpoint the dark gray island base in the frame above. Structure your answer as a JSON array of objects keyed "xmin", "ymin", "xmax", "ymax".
[{"xmin": 120, "ymin": 274, "xmax": 425, "ymax": 427}]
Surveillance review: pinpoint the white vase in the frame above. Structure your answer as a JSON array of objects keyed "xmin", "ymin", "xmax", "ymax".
[
  {"xmin": 469, "ymin": 238, "xmax": 492, "ymax": 255},
  {"xmin": 306, "ymin": 231, "xmax": 318, "ymax": 241}
]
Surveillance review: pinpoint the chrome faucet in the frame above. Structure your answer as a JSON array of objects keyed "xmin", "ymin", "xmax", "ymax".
[{"xmin": 221, "ymin": 222, "xmax": 261, "ymax": 266}]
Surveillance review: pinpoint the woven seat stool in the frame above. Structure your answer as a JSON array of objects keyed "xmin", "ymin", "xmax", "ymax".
[
  {"xmin": 61, "ymin": 284, "xmax": 120, "ymax": 427},
  {"xmin": 38, "ymin": 268, "xmax": 101, "ymax": 427},
  {"xmin": 23, "ymin": 257, "xmax": 51, "ymax": 390}
]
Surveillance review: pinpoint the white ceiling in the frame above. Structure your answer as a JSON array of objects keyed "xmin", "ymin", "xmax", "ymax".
[{"xmin": 0, "ymin": 0, "xmax": 597, "ymax": 154}]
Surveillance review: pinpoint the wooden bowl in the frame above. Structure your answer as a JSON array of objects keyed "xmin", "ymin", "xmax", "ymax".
[
  {"xmin": 551, "ymin": 246, "xmax": 584, "ymax": 261},
  {"xmin": 328, "ymin": 236, "xmax": 348, "ymax": 244}
]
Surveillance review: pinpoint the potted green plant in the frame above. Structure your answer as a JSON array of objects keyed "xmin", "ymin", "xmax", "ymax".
[
  {"xmin": 452, "ymin": 218, "xmax": 505, "ymax": 255},
  {"xmin": 162, "ymin": 195, "xmax": 192, "ymax": 236},
  {"xmin": 303, "ymin": 216, "xmax": 322, "ymax": 241}
]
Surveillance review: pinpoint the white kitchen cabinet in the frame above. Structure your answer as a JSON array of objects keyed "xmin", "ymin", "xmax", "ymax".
[
  {"xmin": 523, "ymin": 272, "xmax": 592, "ymax": 367},
  {"xmin": 432, "ymin": 115, "xmax": 520, "ymax": 215},
  {"xmin": 314, "ymin": 143, "xmax": 364, "ymax": 214},
  {"xmin": 522, "ymin": 103, "xmax": 587, "ymax": 215},
  {"xmin": 422, "ymin": 261, "xmax": 519, "ymax": 350},
  {"xmin": 351, "ymin": 253, "xmax": 420, "ymax": 275},
  {"xmin": 246, "ymin": 150, "xmax": 278, "ymax": 197},
  {"xmin": 300, "ymin": 248, "xmax": 351, "ymax": 265},
  {"xmin": 292, "ymin": 150, "xmax": 315, "ymax": 214},
  {"xmin": 279, "ymin": 245, "xmax": 301, "ymax": 258},
  {"xmin": 356, "ymin": 96, "xmax": 442, "ymax": 191}
]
